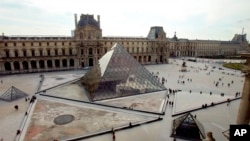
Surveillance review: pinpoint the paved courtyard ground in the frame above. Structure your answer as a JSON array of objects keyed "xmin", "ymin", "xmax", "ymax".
[{"xmin": 0, "ymin": 58, "xmax": 246, "ymax": 141}]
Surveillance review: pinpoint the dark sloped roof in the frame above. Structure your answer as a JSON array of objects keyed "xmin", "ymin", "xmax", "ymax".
[
  {"xmin": 78, "ymin": 14, "xmax": 100, "ymax": 29},
  {"xmin": 147, "ymin": 26, "xmax": 165, "ymax": 39},
  {"xmin": 232, "ymin": 34, "xmax": 247, "ymax": 42}
]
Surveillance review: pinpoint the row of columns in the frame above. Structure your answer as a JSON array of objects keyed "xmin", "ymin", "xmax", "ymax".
[{"xmin": 3, "ymin": 59, "xmax": 76, "ymax": 72}]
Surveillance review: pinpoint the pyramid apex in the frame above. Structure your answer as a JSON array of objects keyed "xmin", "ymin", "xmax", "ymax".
[{"xmin": 111, "ymin": 42, "xmax": 123, "ymax": 50}]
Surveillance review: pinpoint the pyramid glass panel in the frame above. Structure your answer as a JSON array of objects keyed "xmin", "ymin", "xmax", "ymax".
[{"xmin": 81, "ymin": 43, "xmax": 166, "ymax": 101}]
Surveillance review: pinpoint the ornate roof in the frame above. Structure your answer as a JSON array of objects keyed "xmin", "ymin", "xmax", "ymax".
[
  {"xmin": 77, "ymin": 14, "xmax": 100, "ymax": 29},
  {"xmin": 232, "ymin": 34, "xmax": 247, "ymax": 43},
  {"xmin": 147, "ymin": 26, "xmax": 166, "ymax": 39}
]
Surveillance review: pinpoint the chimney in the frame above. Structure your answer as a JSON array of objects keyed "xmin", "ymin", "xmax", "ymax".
[
  {"xmin": 74, "ymin": 14, "xmax": 77, "ymax": 28},
  {"xmin": 97, "ymin": 15, "xmax": 100, "ymax": 28}
]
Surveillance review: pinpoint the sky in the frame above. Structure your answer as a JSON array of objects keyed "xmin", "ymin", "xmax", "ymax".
[{"xmin": 0, "ymin": 0, "xmax": 250, "ymax": 41}]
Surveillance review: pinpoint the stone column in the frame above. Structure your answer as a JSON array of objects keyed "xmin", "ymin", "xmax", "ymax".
[
  {"xmin": 19, "ymin": 61, "xmax": 23, "ymax": 70},
  {"xmin": 237, "ymin": 53, "xmax": 250, "ymax": 124},
  {"xmin": 28, "ymin": 61, "xmax": 31, "ymax": 69},
  {"xmin": 36, "ymin": 61, "xmax": 40, "ymax": 69},
  {"xmin": 60, "ymin": 59, "xmax": 63, "ymax": 68},
  {"xmin": 67, "ymin": 59, "xmax": 70, "ymax": 68},
  {"xmin": 10, "ymin": 62, "xmax": 14, "ymax": 71},
  {"xmin": 52, "ymin": 60, "xmax": 55, "ymax": 68},
  {"xmin": 44, "ymin": 60, "xmax": 48, "ymax": 69}
]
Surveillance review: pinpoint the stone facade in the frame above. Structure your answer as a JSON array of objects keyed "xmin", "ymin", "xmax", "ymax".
[{"xmin": 0, "ymin": 13, "xmax": 248, "ymax": 74}]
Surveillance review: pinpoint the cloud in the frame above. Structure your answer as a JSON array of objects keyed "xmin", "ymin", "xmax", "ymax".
[
  {"xmin": 237, "ymin": 18, "xmax": 250, "ymax": 23},
  {"xmin": 0, "ymin": 0, "xmax": 249, "ymax": 41}
]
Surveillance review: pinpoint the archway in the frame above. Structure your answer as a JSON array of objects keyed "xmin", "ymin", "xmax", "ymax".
[
  {"xmin": 4, "ymin": 62, "xmax": 11, "ymax": 71},
  {"xmin": 14, "ymin": 61, "xmax": 20, "ymax": 70},
  {"xmin": 47, "ymin": 60, "xmax": 52, "ymax": 68},
  {"xmin": 139, "ymin": 56, "xmax": 142, "ymax": 62},
  {"xmin": 70, "ymin": 59, "xmax": 74, "ymax": 67},
  {"xmin": 22, "ymin": 61, "xmax": 28, "ymax": 70},
  {"xmin": 31, "ymin": 60, "xmax": 37, "ymax": 69},
  {"xmin": 148, "ymin": 56, "xmax": 151, "ymax": 62},
  {"xmin": 89, "ymin": 58, "xmax": 93, "ymax": 66},
  {"xmin": 62, "ymin": 59, "xmax": 67, "ymax": 67},
  {"xmin": 55, "ymin": 59, "xmax": 60, "ymax": 68},
  {"xmin": 39, "ymin": 60, "xmax": 45, "ymax": 69},
  {"xmin": 81, "ymin": 62, "xmax": 84, "ymax": 68},
  {"xmin": 144, "ymin": 56, "xmax": 147, "ymax": 63},
  {"xmin": 160, "ymin": 55, "xmax": 163, "ymax": 63}
]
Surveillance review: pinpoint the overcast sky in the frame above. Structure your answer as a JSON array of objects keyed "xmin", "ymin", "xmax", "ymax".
[{"xmin": 0, "ymin": 0, "xmax": 249, "ymax": 41}]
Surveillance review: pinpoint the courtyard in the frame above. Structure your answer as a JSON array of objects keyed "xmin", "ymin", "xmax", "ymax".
[{"xmin": 0, "ymin": 58, "xmax": 245, "ymax": 141}]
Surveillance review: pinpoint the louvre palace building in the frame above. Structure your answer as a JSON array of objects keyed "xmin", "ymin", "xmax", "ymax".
[{"xmin": 0, "ymin": 13, "xmax": 248, "ymax": 74}]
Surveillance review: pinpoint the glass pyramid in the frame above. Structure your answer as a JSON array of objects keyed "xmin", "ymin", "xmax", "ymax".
[
  {"xmin": 80, "ymin": 43, "xmax": 166, "ymax": 101},
  {"xmin": 171, "ymin": 113, "xmax": 206, "ymax": 140},
  {"xmin": 0, "ymin": 86, "xmax": 28, "ymax": 102}
]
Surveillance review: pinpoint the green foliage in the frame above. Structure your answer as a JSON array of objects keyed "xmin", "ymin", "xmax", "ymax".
[{"xmin": 222, "ymin": 63, "xmax": 244, "ymax": 70}]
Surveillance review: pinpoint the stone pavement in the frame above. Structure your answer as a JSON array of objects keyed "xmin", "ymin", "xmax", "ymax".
[{"xmin": 0, "ymin": 58, "xmax": 246, "ymax": 141}]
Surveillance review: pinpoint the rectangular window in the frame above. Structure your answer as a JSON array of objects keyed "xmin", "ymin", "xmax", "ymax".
[
  {"xmin": 23, "ymin": 50, "xmax": 26, "ymax": 57},
  {"xmin": 32, "ymin": 50, "xmax": 35, "ymax": 56},
  {"xmin": 40, "ymin": 50, "xmax": 43, "ymax": 56},
  {"xmin": 47, "ymin": 50, "xmax": 50, "ymax": 56}
]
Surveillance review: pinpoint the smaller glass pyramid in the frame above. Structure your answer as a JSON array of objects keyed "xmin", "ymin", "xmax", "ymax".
[
  {"xmin": 81, "ymin": 43, "xmax": 166, "ymax": 101},
  {"xmin": 171, "ymin": 113, "xmax": 206, "ymax": 140},
  {"xmin": 0, "ymin": 86, "xmax": 28, "ymax": 102}
]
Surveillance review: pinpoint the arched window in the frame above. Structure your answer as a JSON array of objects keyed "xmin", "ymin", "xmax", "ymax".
[
  {"xmin": 89, "ymin": 58, "xmax": 93, "ymax": 66},
  {"xmin": 47, "ymin": 60, "xmax": 52, "ymax": 68},
  {"xmin": 22, "ymin": 61, "xmax": 28, "ymax": 70},
  {"xmin": 4, "ymin": 62, "xmax": 11, "ymax": 71},
  {"xmin": 39, "ymin": 60, "xmax": 45, "ymax": 69},
  {"xmin": 31, "ymin": 60, "xmax": 37, "ymax": 69},
  {"xmin": 62, "ymin": 59, "xmax": 67, "ymax": 67},
  {"xmin": 55, "ymin": 59, "xmax": 60, "ymax": 68},
  {"xmin": 14, "ymin": 61, "xmax": 20, "ymax": 70},
  {"xmin": 70, "ymin": 59, "xmax": 74, "ymax": 67}
]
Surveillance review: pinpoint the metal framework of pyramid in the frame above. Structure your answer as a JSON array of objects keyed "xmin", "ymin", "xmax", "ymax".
[
  {"xmin": 0, "ymin": 86, "xmax": 29, "ymax": 102},
  {"xmin": 171, "ymin": 113, "xmax": 206, "ymax": 141},
  {"xmin": 81, "ymin": 43, "xmax": 166, "ymax": 101}
]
